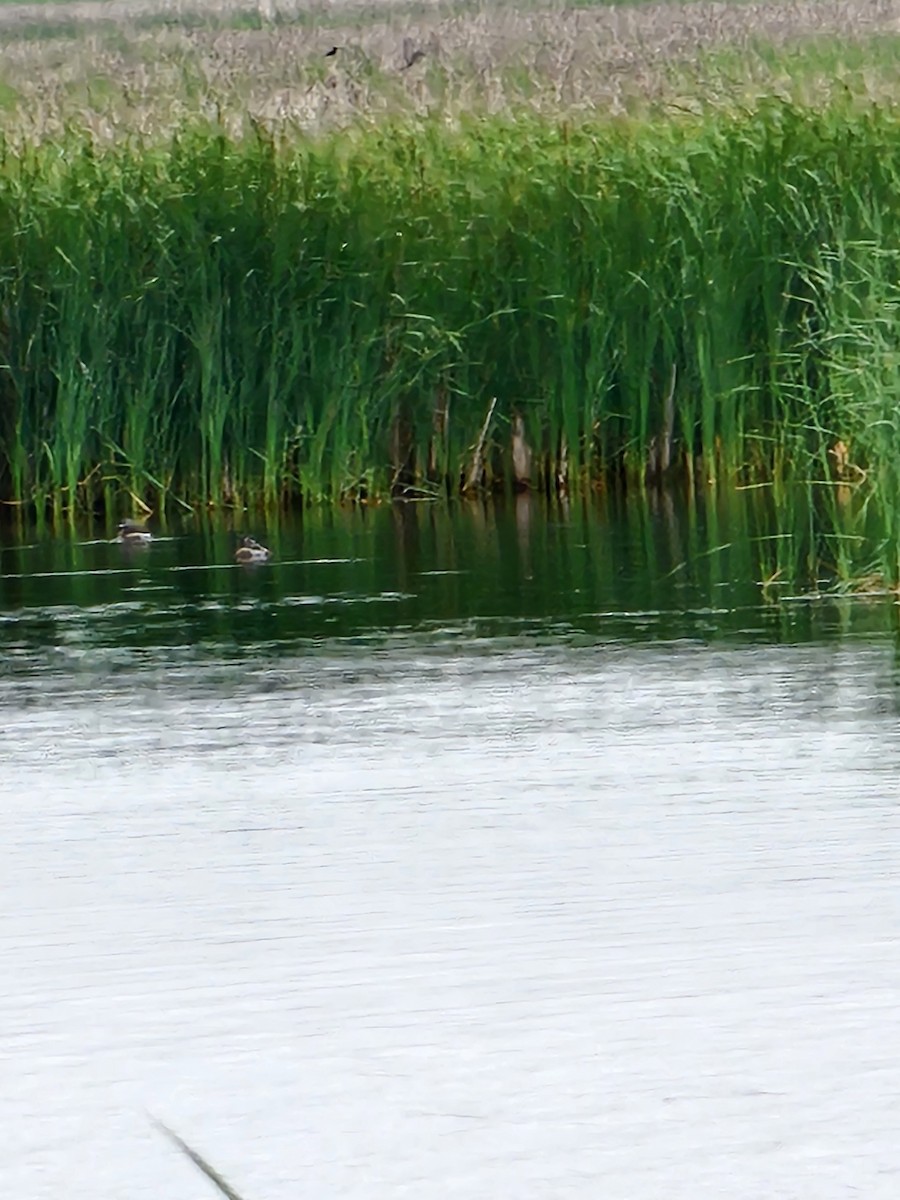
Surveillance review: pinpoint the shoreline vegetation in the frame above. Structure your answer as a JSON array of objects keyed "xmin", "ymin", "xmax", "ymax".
[{"xmin": 3, "ymin": 0, "xmax": 900, "ymax": 580}]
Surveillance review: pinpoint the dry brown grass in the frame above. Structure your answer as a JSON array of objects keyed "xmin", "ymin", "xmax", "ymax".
[{"xmin": 2, "ymin": 0, "xmax": 900, "ymax": 138}]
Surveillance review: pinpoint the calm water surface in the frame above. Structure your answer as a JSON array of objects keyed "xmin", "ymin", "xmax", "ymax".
[{"xmin": 3, "ymin": 497, "xmax": 900, "ymax": 1199}]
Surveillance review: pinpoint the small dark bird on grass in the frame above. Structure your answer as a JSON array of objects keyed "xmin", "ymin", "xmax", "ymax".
[
  {"xmin": 324, "ymin": 46, "xmax": 340, "ymax": 57},
  {"xmin": 401, "ymin": 37, "xmax": 426, "ymax": 70}
]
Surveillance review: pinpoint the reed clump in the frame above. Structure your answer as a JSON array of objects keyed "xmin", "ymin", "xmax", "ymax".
[
  {"xmin": 2, "ymin": 96, "xmax": 900, "ymax": 528},
  {"xmin": 5, "ymin": 0, "xmax": 900, "ymax": 588}
]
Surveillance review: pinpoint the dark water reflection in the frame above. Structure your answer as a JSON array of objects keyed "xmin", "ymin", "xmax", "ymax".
[
  {"xmin": 3, "ymin": 495, "xmax": 900, "ymax": 1200},
  {"xmin": 1, "ymin": 493, "xmax": 899, "ymax": 667}
]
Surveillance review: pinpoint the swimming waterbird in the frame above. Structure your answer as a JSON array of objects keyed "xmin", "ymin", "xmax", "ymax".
[
  {"xmin": 235, "ymin": 536, "xmax": 271, "ymax": 564},
  {"xmin": 117, "ymin": 519, "xmax": 152, "ymax": 545}
]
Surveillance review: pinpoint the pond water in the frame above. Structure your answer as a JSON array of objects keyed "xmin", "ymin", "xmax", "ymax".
[{"xmin": 3, "ymin": 495, "xmax": 900, "ymax": 1200}]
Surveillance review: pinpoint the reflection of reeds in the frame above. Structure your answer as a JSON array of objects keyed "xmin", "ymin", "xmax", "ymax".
[{"xmin": 153, "ymin": 1118, "xmax": 248, "ymax": 1200}]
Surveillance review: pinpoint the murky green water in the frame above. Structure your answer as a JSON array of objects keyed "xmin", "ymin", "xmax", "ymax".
[
  {"xmin": 1, "ymin": 494, "xmax": 897, "ymax": 659},
  {"xmin": 4, "ymin": 496, "xmax": 900, "ymax": 1200}
]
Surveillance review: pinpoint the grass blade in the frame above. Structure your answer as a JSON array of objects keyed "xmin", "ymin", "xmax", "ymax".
[{"xmin": 151, "ymin": 1117, "xmax": 249, "ymax": 1200}]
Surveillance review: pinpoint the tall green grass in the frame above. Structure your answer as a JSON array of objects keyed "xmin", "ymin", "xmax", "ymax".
[{"xmin": 2, "ymin": 98, "xmax": 900, "ymax": 572}]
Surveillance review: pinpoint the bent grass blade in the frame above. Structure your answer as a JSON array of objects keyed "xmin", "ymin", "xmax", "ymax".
[{"xmin": 152, "ymin": 1117, "xmax": 249, "ymax": 1200}]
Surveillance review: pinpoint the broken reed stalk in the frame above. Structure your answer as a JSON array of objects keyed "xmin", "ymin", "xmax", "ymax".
[
  {"xmin": 511, "ymin": 410, "xmax": 533, "ymax": 491},
  {"xmin": 465, "ymin": 395, "xmax": 497, "ymax": 494},
  {"xmin": 661, "ymin": 363, "xmax": 677, "ymax": 476}
]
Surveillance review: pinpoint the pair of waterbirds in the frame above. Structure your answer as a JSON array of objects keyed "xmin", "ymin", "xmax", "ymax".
[
  {"xmin": 324, "ymin": 39, "xmax": 425, "ymax": 69},
  {"xmin": 116, "ymin": 521, "xmax": 271, "ymax": 564}
]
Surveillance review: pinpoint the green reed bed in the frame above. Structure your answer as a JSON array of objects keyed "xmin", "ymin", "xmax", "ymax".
[{"xmin": 2, "ymin": 98, "xmax": 900, "ymax": 560}]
